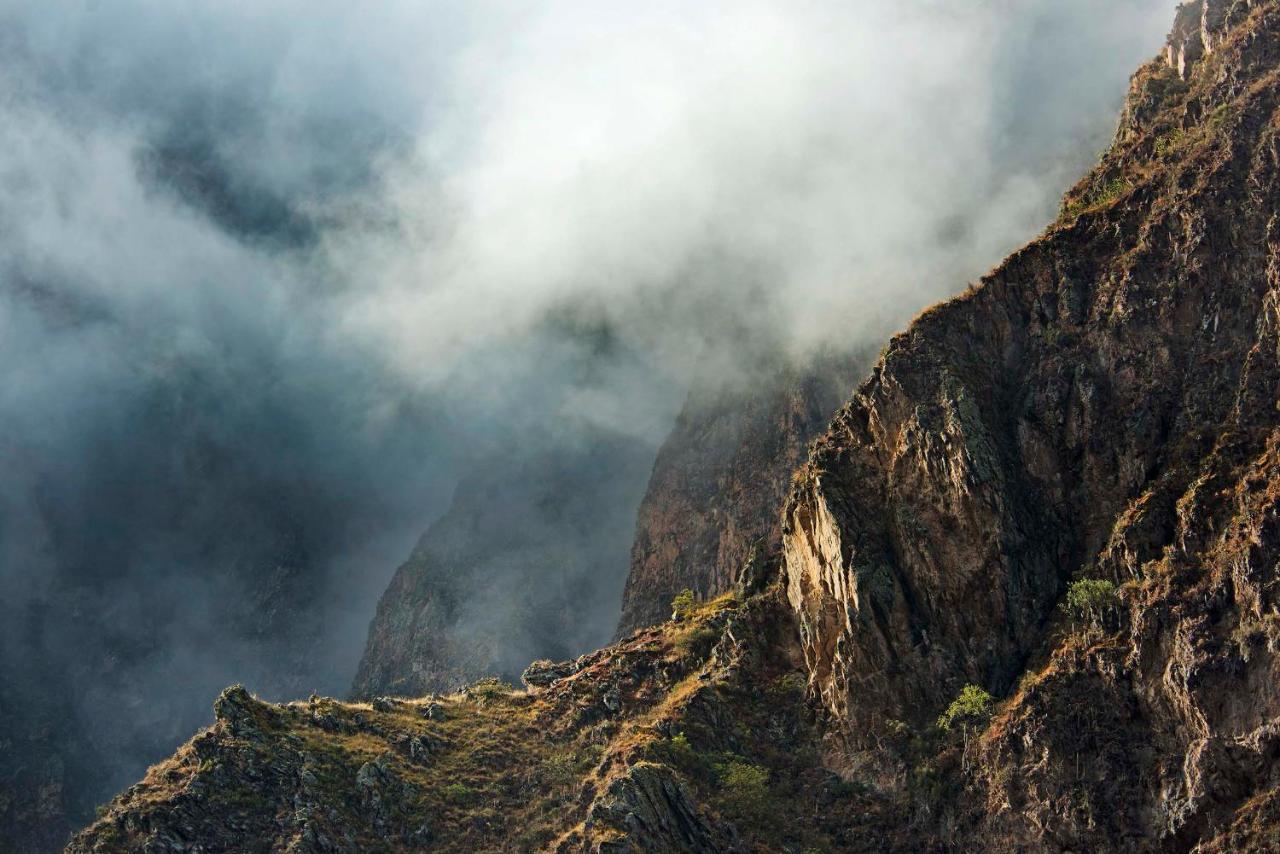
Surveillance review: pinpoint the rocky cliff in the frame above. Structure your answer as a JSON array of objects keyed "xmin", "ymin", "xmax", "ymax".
[
  {"xmin": 783, "ymin": 0, "xmax": 1280, "ymax": 845},
  {"xmin": 616, "ymin": 353, "xmax": 866, "ymax": 636},
  {"xmin": 70, "ymin": 2, "xmax": 1280, "ymax": 851}
]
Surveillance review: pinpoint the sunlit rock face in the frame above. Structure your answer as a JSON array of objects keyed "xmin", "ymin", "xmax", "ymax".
[{"xmin": 784, "ymin": 2, "xmax": 1280, "ymax": 846}]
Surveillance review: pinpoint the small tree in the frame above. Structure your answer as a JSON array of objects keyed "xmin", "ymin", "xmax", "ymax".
[
  {"xmin": 937, "ymin": 684, "xmax": 994, "ymax": 769},
  {"xmin": 1064, "ymin": 578, "xmax": 1119, "ymax": 631},
  {"xmin": 670, "ymin": 588, "xmax": 697, "ymax": 621}
]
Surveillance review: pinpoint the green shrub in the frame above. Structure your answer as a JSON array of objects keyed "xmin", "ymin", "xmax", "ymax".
[
  {"xmin": 936, "ymin": 685, "xmax": 994, "ymax": 733},
  {"xmin": 670, "ymin": 589, "xmax": 698, "ymax": 620},
  {"xmin": 665, "ymin": 732, "xmax": 697, "ymax": 765},
  {"xmin": 1154, "ymin": 129, "xmax": 1185, "ymax": 158},
  {"xmin": 937, "ymin": 685, "xmax": 994, "ymax": 771},
  {"xmin": 1094, "ymin": 176, "xmax": 1129, "ymax": 206},
  {"xmin": 1063, "ymin": 578, "xmax": 1119, "ymax": 628},
  {"xmin": 884, "ymin": 718, "xmax": 912, "ymax": 739},
  {"xmin": 767, "ymin": 672, "xmax": 807, "ymax": 700}
]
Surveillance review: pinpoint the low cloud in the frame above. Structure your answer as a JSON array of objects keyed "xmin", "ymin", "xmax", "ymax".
[{"xmin": 0, "ymin": 0, "xmax": 1173, "ymax": 837}]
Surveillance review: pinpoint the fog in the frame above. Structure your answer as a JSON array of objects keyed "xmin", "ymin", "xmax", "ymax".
[{"xmin": 0, "ymin": 0, "xmax": 1173, "ymax": 843}]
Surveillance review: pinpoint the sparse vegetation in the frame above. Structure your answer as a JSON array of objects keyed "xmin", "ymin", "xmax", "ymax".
[
  {"xmin": 767, "ymin": 672, "xmax": 808, "ymax": 701},
  {"xmin": 1095, "ymin": 176, "xmax": 1130, "ymax": 205},
  {"xmin": 441, "ymin": 782, "xmax": 476, "ymax": 804},
  {"xmin": 670, "ymin": 588, "xmax": 698, "ymax": 620},
  {"xmin": 674, "ymin": 623, "xmax": 719, "ymax": 659},
  {"xmin": 466, "ymin": 676, "xmax": 516, "ymax": 704},
  {"xmin": 884, "ymin": 718, "xmax": 912, "ymax": 740},
  {"xmin": 1154, "ymin": 128, "xmax": 1186, "ymax": 158},
  {"xmin": 937, "ymin": 684, "xmax": 994, "ymax": 770},
  {"xmin": 717, "ymin": 759, "xmax": 770, "ymax": 816}
]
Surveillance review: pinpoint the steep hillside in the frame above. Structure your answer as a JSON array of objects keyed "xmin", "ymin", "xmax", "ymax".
[
  {"xmin": 70, "ymin": 2, "xmax": 1280, "ymax": 851},
  {"xmin": 71, "ymin": 586, "xmax": 906, "ymax": 853},
  {"xmin": 617, "ymin": 353, "xmax": 866, "ymax": 636}
]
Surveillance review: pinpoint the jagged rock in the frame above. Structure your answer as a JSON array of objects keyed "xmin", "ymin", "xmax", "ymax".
[
  {"xmin": 370, "ymin": 696, "xmax": 399, "ymax": 713},
  {"xmin": 213, "ymin": 685, "xmax": 266, "ymax": 738},
  {"xmin": 783, "ymin": 1, "xmax": 1280, "ymax": 847},
  {"xmin": 522, "ymin": 658, "xmax": 581, "ymax": 689},
  {"xmin": 585, "ymin": 762, "xmax": 722, "ymax": 852},
  {"xmin": 601, "ymin": 685, "xmax": 621, "ymax": 714},
  {"xmin": 421, "ymin": 702, "xmax": 446, "ymax": 721},
  {"xmin": 616, "ymin": 352, "xmax": 869, "ymax": 636}
]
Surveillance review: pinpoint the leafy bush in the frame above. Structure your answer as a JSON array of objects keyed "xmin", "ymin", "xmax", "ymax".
[
  {"xmin": 937, "ymin": 685, "xmax": 995, "ymax": 770},
  {"xmin": 661, "ymin": 731, "xmax": 699, "ymax": 768},
  {"xmin": 1063, "ymin": 578, "xmax": 1119, "ymax": 628},
  {"xmin": 717, "ymin": 760, "xmax": 769, "ymax": 815},
  {"xmin": 670, "ymin": 588, "xmax": 698, "ymax": 620},
  {"xmin": 1094, "ymin": 176, "xmax": 1129, "ymax": 206},
  {"xmin": 541, "ymin": 754, "xmax": 577, "ymax": 798},
  {"xmin": 884, "ymin": 718, "xmax": 912, "ymax": 741},
  {"xmin": 936, "ymin": 685, "xmax": 994, "ymax": 733},
  {"xmin": 1154, "ymin": 129, "xmax": 1186, "ymax": 158}
]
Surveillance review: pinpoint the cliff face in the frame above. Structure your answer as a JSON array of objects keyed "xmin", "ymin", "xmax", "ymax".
[
  {"xmin": 353, "ymin": 434, "xmax": 653, "ymax": 699},
  {"xmin": 616, "ymin": 354, "xmax": 865, "ymax": 636},
  {"xmin": 784, "ymin": 0, "xmax": 1280, "ymax": 845},
  {"xmin": 70, "ymin": 3, "xmax": 1280, "ymax": 851}
]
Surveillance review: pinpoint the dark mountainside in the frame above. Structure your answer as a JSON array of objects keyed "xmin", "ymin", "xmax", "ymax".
[
  {"xmin": 71, "ymin": 2, "xmax": 1280, "ymax": 851},
  {"xmin": 352, "ymin": 434, "xmax": 654, "ymax": 699},
  {"xmin": 615, "ymin": 353, "xmax": 870, "ymax": 637},
  {"xmin": 355, "ymin": 351, "xmax": 865, "ymax": 697}
]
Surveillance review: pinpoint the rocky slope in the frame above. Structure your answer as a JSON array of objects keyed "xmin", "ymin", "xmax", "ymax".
[
  {"xmin": 616, "ymin": 353, "xmax": 866, "ymax": 636},
  {"xmin": 70, "ymin": 2, "xmax": 1280, "ymax": 851},
  {"xmin": 72, "ymin": 587, "xmax": 900, "ymax": 853}
]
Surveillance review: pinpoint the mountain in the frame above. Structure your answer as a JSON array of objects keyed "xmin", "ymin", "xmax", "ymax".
[
  {"xmin": 70, "ymin": 1, "xmax": 1280, "ymax": 850},
  {"xmin": 615, "ymin": 353, "xmax": 868, "ymax": 637},
  {"xmin": 352, "ymin": 433, "xmax": 654, "ymax": 700},
  {"xmin": 353, "ymin": 350, "xmax": 864, "ymax": 698}
]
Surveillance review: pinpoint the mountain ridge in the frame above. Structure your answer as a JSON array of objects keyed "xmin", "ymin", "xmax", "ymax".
[{"xmin": 69, "ymin": 2, "xmax": 1280, "ymax": 850}]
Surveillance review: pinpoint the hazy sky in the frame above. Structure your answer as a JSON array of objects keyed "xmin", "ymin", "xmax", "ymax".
[{"xmin": 0, "ymin": 0, "xmax": 1174, "ymax": 836}]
